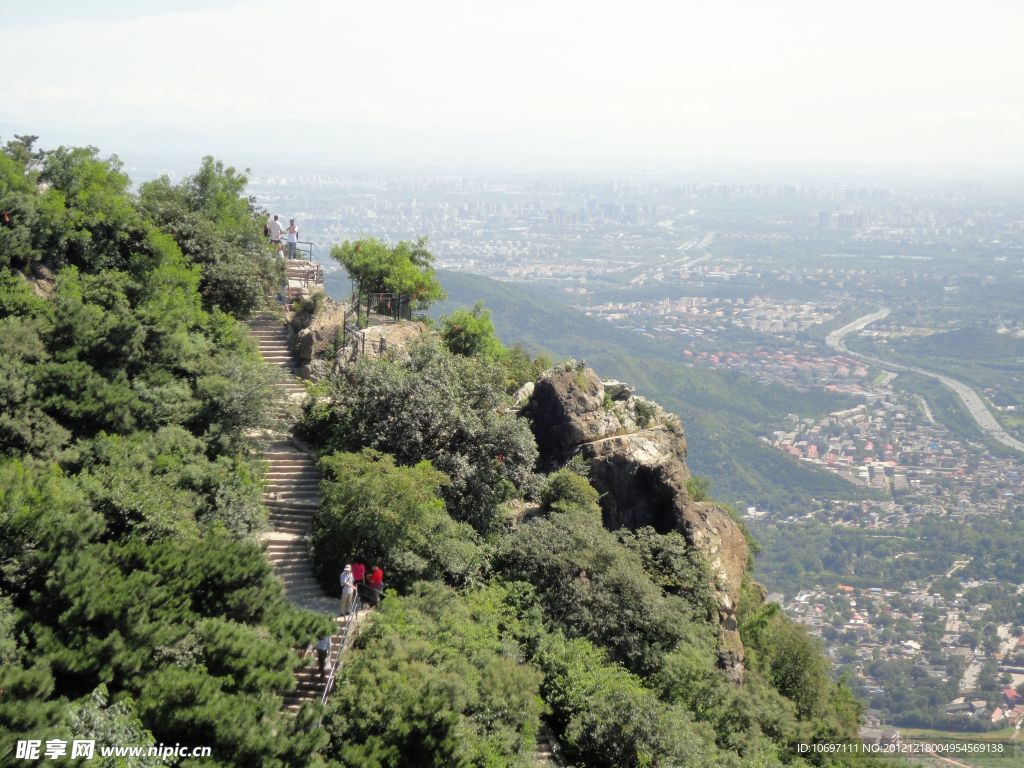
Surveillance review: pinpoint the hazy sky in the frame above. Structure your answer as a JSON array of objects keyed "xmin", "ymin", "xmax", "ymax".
[{"xmin": 3, "ymin": 0, "xmax": 1023, "ymax": 174}]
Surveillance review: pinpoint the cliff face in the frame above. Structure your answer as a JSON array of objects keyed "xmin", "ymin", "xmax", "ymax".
[{"xmin": 525, "ymin": 365, "xmax": 749, "ymax": 681}]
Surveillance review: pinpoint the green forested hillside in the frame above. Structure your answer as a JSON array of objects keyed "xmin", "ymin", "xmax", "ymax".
[
  {"xmin": 346, "ymin": 269, "xmax": 865, "ymax": 513},
  {"xmin": 0, "ymin": 138, "xmax": 331, "ymax": 764}
]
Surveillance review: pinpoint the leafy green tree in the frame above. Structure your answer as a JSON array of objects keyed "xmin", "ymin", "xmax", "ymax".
[
  {"xmin": 68, "ymin": 685, "xmax": 162, "ymax": 768},
  {"xmin": 302, "ymin": 338, "xmax": 539, "ymax": 532},
  {"xmin": 439, "ymin": 301, "xmax": 503, "ymax": 358},
  {"xmin": 0, "ymin": 459, "xmax": 103, "ymax": 598},
  {"xmin": 537, "ymin": 633, "xmax": 718, "ymax": 768},
  {"xmin": 323, "ymin": 582, "xmax": 543, "ymax": 768},
  {"xmin": 330, "ymin": 237, "xmax": 445, "ymax": 309},
  {"xmin": 539, "ymin": 467, "xmax": 600, "ymax": 512},
  {"xmin": 139, "ymin": 157, "xmax": 281, "ymax": 318},
  {"xmin": 313, "ymin": 449, "xmax": 480, "ymax": 591},
  {"xmin": 494, "ymin": 500, "xmax": 711, "ymax": 676}
]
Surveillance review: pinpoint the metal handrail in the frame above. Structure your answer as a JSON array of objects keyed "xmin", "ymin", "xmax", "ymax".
[
  {"xmin": 317, "ymin": 594, "xmax": 362, "ymax": 722},
  {"xmin": 288, "ymin": 240, "xmax": 318, "ymax": 261}
]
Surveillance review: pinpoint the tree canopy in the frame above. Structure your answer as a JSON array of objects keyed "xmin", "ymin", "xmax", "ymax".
[{"xmin": 330, "ymin": 236, "xmax": 445, "ymax": 308}]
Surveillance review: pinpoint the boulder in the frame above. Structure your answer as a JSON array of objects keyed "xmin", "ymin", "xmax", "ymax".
[
  {"xmin": 601, "ymin": 379, "xmax": 635, "ymax": 401},
  {"xmin": 296, "ymin": 328, "xmax": 315, "ymax": 364},
  {"xmin": 528, "ymin": 366, "xmax": 620, "ymax": 468},
  {"xmin": 512, "ymin": 381, "xmax": 535, "ymax": 409}
]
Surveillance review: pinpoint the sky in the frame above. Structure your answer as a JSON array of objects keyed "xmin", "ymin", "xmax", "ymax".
[{"xmin": 3, "ymin": 0, "xmax": 1023, "ymax": 176}]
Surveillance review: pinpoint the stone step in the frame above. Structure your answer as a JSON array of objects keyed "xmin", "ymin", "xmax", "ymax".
[
  {"xmin": 269, "ymin": 514, "xmax": 310, "ymax": 526},
  {"xmin": 285, "ymin": 586, "xmax": 332, "ymax": 601},
  {"xmin": 268, "ymin": 515, "xmax": 311, "ymax": 526},
  {"xmin": 268, "ymin": 557, "xmax": 307, "ymax": 569},
  {"xmin": 264, "ymin": 493, "xmax": 320, "ymax": 504},
  {"xmin": 263, "ymin": 451, "xmax": 315, "ymax": 460},
  {"xmin": 270, "ymin": 560, "xmax": 314, "ymax": 572},
  {"xmin": 268, "ymin": 516, "xmax": 312, "ymax": 528},
  {"xmin": 267, "ymin": 552, "xmax": 310, "ymax": 563},
  {"xmin": 274, "ymin": 566, "xmax": 319, "ymax": 578},
  {"xmin": 264, "ymin": 487, "xmax": 319, "ymax": 499},
  {"xmin": 269, "ymin": 522, "xmax": 310, "ymax": 534},
  {"xmin": 266, "ymin": 501, "xmax": 319, "ymax": 513},
  {"xmin": 267, "ymin": 552, "xmax": 309, "ymax": 564}
]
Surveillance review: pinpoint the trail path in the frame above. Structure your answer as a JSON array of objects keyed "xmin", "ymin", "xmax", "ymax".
[{"xmin": 250, "ymin": 313, "xmax": 356, "ymax": 713}]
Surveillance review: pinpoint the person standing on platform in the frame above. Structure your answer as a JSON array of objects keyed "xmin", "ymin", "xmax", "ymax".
[
  {"xmin": 367, "ymin": 566, "xmax": 384, "ymax": 606},
  {"xmin": 286, "ymin": 218, "xmax": 298, "ymax": 259},
  {"xmin": 267, "ymin": 214, "xmax": 285, "ymax": 257}
]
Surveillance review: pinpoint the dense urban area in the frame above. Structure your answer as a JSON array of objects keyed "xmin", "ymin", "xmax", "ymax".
[{"xmin": 167, "ymin": 163, "xmax": 1024, "ymax": 743}]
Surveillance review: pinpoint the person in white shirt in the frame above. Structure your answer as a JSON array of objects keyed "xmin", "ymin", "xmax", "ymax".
[
  {"xmin": 267, "ymin": 215, "xmax": 285, "ymax": 257},
  {"xmin": 286, "ymin": 219, "xmax": 298, "ymax": 259},
  {"xmin": 339, "ymin": 564, "xmax": 356, "ymax": 616}
]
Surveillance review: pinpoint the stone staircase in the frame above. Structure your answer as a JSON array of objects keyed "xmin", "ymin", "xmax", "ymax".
[{"xmin": 249, "ymin": 312, "xmax": 352, "ymax": 713}]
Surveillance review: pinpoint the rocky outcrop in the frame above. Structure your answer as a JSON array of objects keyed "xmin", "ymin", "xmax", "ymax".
[{"xmin": 524, "ymin": 364, "xmax": 749, "ymax": 681}]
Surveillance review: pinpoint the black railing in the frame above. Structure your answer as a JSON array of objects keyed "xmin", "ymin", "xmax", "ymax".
[
  {"xmin": 317, "ymin": 595, "xmax": 362, "ymax": 725},
  {"xmin": 340, "ymin": 290, "xmax": 410, "ymax": 353},
  {"xmin": 286, "ymin": 240, "xmax": 318, "ymax": 261}
]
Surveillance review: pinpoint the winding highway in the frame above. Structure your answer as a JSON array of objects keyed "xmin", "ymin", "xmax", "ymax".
[{"xmin": 826, "ymin": 309, "xmax": 1024, "ymax": 453}]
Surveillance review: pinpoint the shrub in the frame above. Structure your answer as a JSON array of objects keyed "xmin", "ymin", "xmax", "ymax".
[
  {"xmin": 537, "ymin": 633, "xmax": 718, "ymax": 768},
  {"xmin": 539, "ymin": 468, "xmax": 600, "ymax": 512},
  {"xmin": 439, "ymin": 301, "xmax": 503, "ymax": 358},
  {"xmin": 494, "ymin": 503, "xmax": 711, "ymax": 676},
  {"xmin": 322, "ymin": 582, "xmax": 543, "ymax": 767},
  {"xmin": 302, "ymin": 338, "xmax": 539, "ymax": 533},
  {"xmin": 313, "ymin": 449, "xmax": 481, "ymax": 591},
  {"xmin": 634, "ymin": 398, "xmax": 657, "ymax": 428}
]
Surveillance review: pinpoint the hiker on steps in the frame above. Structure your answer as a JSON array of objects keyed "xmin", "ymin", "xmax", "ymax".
[
  {"xmin": 316, "ymin": 635, "xmax": 331, "ymax": 679},
  {"xmin": 339, "ymin": 564, "xmax": 356, "ymax": 616}
]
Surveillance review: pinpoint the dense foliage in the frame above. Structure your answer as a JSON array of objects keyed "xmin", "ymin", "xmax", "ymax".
[
  {"xmin": 0, "ymin": 138, "xmax": 332, "ymax": 766},
  {"xmin": 494, "ymin": 472, "xmax": 717, "ymax": 676},
  {"xmin": 313, "ymin": 449, "xmax": 481, "ymax": 591},
  {"xmin": 322, "ymin": 582, "xmax": 543, "ymax": 768},
  {"xmin": 311, "ymin": 376, "xmax": 870, "ymax": 765},
  {"xmin": 2, "ymin": 135, "xmax": 873, "ymax": 767},
  {"xmin": 138, "ymin": 156, "xmax": 283, "ymax": 318},
  {"xmin": 301, "ymin": 338, "xmax": 540, "ymax": 532}
]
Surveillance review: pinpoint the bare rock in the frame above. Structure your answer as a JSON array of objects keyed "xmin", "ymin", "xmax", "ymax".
[
  {"xmin": 601, "ymin": 379, "xmax": 635, "ymax": 401},
  {"xmin": 296, "ymin": 328, "xmax": 315, "ymax": 364},
  {"xmin": 512, "ymin": 381, "xmax": 535, "ymax": 409},
  {"xmin": 359, "ymin": 321, "xmax": 429, "ymax": 360},
  {"xmin": 528, "ymin": 366, "xmax": 620, "ymax": 468}
]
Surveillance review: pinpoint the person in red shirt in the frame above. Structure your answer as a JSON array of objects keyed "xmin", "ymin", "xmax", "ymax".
[
  {"xmin": 368, "ymin": 566, "xmax": 384, "ymax": 591},
  {"xmin": 351, "ymin": 561, "xmax": 366, "ymax": 584},
  {"xmin": 364, "ymin": 566, "xmax": 384, "ymax": 606}
]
